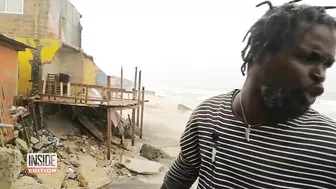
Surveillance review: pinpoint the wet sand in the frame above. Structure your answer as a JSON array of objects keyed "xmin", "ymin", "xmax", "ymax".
[{"xmin": 107, "ymin": 95, "xmax": 198, "ymax": 189}]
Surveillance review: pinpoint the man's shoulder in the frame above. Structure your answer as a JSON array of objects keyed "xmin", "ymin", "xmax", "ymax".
[{"xmin": 303, "ymin": 108, "xmax": 336, "ymax": 130}]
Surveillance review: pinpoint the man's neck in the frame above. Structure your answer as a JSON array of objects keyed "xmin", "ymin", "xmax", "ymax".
[{"xmin": 232, "ymin": 67, "xmax": 268, "ymax": 125}]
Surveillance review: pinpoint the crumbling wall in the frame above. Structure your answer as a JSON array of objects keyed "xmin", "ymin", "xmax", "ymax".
[
  {"xmin": 60, "ymin": 48, "xmax": 83, "ymax": 83},
  {"xmin": 42, "ymin": 46, "xmax": 83, "ymax": 83}
]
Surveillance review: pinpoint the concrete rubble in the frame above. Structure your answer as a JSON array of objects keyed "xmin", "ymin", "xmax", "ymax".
[
  {"xmin": 0, "ymin": 147, "xmax": 23, "ymax": 189},
  {"xmin": 0, "ymin": 106, "xmax": 141, "ymax": 189},
  {"xmin": 120, "ymin": 157, "xmax": 164, "ymax": 175},
  {"xmin": 1, "ymin": 103, "xmax": 168, "ymax": 189},
  {"xmin": 11, "ymin": 176, "xmax": 49, "ymax": 189}
]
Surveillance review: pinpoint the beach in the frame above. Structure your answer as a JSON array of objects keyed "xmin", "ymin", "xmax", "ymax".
[{"xmin": 108, "ymin": 88, "xmax": 336, "ymax": 189}]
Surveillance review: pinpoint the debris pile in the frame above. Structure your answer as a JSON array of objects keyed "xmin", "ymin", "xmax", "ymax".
[
  {"xmin": 72, "ymin": 106, "xmax": 139, "ymax": 140},
  {"xmin": 0, "ymin": 107, "xmax": 144, "ymax": 189},
  {"xmin": 0, "ymin": 100, "xmax": 153, "ymax": 189}
]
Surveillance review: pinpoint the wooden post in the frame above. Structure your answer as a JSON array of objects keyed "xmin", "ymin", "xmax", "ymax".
[
  {"xmin": 100, "ymin": 86, "xmax": 104, "ymax": 104},
  {"xmin": 85, "ymin": 85, "xmax": 89, "ymax": 103},
  {"xmin": 106, "ymin": 76, "xmax": 111, "ymax": 160},
  {"xmin": 140, "ymin": 86, "xmax": 145, "ymax": 138},
  {"xmin": 120, "ymin": 67, "xmax": 123, "ymax": 115},
  {"xmin": 136, "ymin": 71, "xmax": 142, "ymax": 128},
  {"xmin": 42, "ymin": 80, "xmax": 46, "ymax": 94},
  {"xmin": 67, "ymin": 82, "xmax": 71, "ymax": 97},
  {"xmin": 134, "ymin": 67, "xmax": 138, "ymax": 93},
  {"xmin": 74, "ymin": 84, "xmax": 77, "ymax": 103},
  {"xmin": 131, "ymin": 88, "xmax": 136, "ymax": 146},
  {"xmin": 60, "ymin": 82, "xmax": 63, "ymax": 96}
]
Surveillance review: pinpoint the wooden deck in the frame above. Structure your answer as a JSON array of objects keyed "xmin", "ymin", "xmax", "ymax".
[
  {"xmin": 38, "ymin": 70, "xmax": 147, "ymax": 159},
  {"xmin": 38, "ymin": 80, "xmax": 145, "ymax": 109}
]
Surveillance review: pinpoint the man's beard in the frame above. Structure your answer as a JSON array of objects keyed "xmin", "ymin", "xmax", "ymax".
[
  {"xmin": 261, "ymin": 86, "xmax": 308, "ymax": 118},
  {"xmin": 260, "ymin": 84, "xmax": 322, "ymax": 120}
]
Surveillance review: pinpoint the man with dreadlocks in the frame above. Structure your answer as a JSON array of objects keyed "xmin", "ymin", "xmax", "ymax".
[{"xmin": 161, "ymin": 1, "xmax": 336, "ymax": 189}]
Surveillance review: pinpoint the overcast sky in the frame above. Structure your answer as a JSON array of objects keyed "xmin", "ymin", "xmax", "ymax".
[{"xmin": 69, "ymin": 0, "xmax": 336, "ymax": 92}]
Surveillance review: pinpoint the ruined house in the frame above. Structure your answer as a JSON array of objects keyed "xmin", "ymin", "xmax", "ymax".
[{"xmin": 0, "ymin": 0, "xmax": 103, "ymax": 96}]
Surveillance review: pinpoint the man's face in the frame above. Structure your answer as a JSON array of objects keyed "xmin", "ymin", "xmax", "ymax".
[{"xmin": 259, "ymin": 24, "xmax": 336, "ymax": 118}]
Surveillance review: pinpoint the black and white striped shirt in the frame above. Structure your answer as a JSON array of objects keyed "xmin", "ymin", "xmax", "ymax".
[{"xmin": 162, "ymin": 90, "xmax": 336, "ymax": 189}]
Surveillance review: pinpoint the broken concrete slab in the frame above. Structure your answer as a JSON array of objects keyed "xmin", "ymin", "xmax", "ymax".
[
  {"xmin": 121, "ymin": 157, "xmax": 164, "ymax": 175},
  {"xmin": 30, "ymin": 137, "xmax": 39, "ymax": 144},
  {"xmin": 11, "ymin": 176, "xmax": 49, "ymax": 189},
  {"xmin": 77, "ymin": 154, "xmax": 97, "ymax": 169},
  {"xmin": 37, "ymin": 162, "xmax": 67, "ymax": 189},
  {"xmin": 32, "ymin": 142, "xmax": 43, "ymax": 151},
  {"xmin": 0, "ymin": 147, "xmax": 23, "ymax": 189},
  {"xmin": 97, "ymin": 159, "xmax": 110, "ymax": 168},
  {"xmin": 139, "ymin": 144, "xmax": 170, "ymax": 162},
  {"xmin": 77, "ymin": 166, "xmax": 111, "ymax": 189}
]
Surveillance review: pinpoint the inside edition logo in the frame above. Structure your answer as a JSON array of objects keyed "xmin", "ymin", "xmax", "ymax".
[{"xmin": 27, "ymin": 153, "xmax": 57, "ymax": 174}]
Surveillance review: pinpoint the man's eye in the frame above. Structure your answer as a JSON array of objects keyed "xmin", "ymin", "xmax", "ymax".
[
  {"xmin": 324, "ymin": 60, "xmax": 334, "ymax": 68},
  {"xmin": 305, "ymin": 52, "xmax": 323, "ymax": 63}
]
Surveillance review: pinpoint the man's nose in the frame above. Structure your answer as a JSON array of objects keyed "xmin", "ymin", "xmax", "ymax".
[{"xmin": 310, "ymin": 64, "xmax": 326, "ymax": 84}]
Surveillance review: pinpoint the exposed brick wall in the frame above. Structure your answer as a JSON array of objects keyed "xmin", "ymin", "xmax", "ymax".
[{"xmin": 0, "ymin": 0, "xmax": 51, "ymax": 38}]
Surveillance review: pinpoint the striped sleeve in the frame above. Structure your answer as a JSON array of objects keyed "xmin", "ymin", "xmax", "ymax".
[{"xmin": 161, "ymin": 107, "xmax": 202, "ymax": 189}]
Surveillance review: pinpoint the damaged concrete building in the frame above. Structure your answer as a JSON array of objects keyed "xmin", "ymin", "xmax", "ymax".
[{"xmin": 0, "ymin": 0, "xmax": 101, "ymax": 96}]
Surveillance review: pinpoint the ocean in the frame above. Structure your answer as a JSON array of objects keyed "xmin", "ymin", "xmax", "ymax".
[{"xmin": 151, "ymin": 87, "xmax": 336, "ymax": 120}]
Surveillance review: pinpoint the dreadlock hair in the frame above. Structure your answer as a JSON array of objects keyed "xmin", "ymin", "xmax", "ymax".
[{"xmin": 240, "ymin": 0, "xmax": 336, "ymax": 76}]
